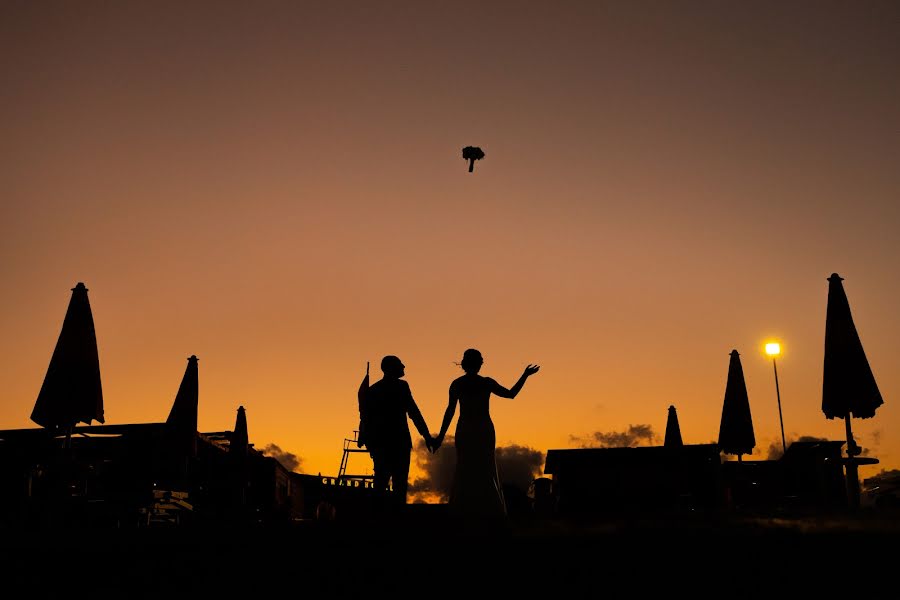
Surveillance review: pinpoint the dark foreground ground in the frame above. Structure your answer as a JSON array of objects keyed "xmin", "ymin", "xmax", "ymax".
[{"xmin": 3, "ymin": 505, "xmax": 898, "ymax": 597}]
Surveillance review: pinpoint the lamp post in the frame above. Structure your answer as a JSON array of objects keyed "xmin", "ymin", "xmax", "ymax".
[{"xmin": 765, "ymin": 342, "xmax": 787, "ymax": 455}]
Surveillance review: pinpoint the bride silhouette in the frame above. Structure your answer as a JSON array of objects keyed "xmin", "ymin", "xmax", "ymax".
[{"xmin": 434, "ymin": 349, "xmax": 540, "ymax": 517}]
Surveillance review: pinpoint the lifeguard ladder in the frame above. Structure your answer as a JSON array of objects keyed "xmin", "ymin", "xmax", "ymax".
[{"xmin": 336, "ymin": 430, "xmax": 375, "ymax": 488}]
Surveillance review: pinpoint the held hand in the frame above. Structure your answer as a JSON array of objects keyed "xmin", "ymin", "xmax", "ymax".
[{"xmin": 523, "ymin": 364, "xmax": 541, "ymax": 377}]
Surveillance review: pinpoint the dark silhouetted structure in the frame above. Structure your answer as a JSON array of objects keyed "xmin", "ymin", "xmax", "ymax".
[
  {"xmin": 542, "ymin": 403, "xmax": 851, "ymax": 517},
  {"xmin": 1, "ymin": 347, "xmax": 296, "ymax": 529},
  {"xmin": 1, "ymin": 284, "xmax": 382, "ymax": 529},
  {"xmin": 822, "ymin": 273, "xmax": 883, "ymax": 508},
  {"xmin": 544, "ymin": 444, "xmax": 722, "ymax": 515},
  {"xmin": 529, "ymin": 476, "xmax": 555, "ymax": 516},
  {"xmin": 0, "ymin": 377, "xmax": 354, "ymax": 528},
  {"xmin": 718, "ymin": 350, "xmax": 755, "ymax": 461},
  {"xmin": 544, "ymin": 438, "xmax": 850, "ymax": 517},
  {"xmin": 721, "ymin": 440, "xmax": 848, "ymax": 512}
]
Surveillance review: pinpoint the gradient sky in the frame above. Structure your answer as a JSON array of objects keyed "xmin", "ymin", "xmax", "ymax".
[{"xmin": 2, "ymin": 1, "xmax": 898, "ymax": 483}]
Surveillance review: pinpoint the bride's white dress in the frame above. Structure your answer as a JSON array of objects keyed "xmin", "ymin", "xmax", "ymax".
[{"xmin": 449, "ymin": 375, "xmax": 507, "ymax": 517}]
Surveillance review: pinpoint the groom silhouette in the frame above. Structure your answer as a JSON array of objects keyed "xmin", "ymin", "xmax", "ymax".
[{"xmin": 365, "ymin": 355, "xmax": 434, "ymax": 508}]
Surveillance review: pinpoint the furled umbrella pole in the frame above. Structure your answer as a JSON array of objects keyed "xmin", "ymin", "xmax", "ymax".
[
  {"xmin": 822, "ymin": 273, "xmax": 884, "ymax": 508},
  {"xmin": 718, "ymin": 350, "xmax": 756, "ymax": 462},
  {"xmin": 462, "ymin": 146, "xmax": 485, "ymax": 172}
]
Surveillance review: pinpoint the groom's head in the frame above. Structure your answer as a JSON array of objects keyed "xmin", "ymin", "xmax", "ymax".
[{"xmin": 381, "ymin": 355, "xmax": 405, "ymax": 379}]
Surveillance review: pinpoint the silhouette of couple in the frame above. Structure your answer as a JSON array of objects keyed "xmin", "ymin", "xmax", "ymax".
[{"xmin": 362, "ymin": 349, "xmax": 540, "ymax": 517}]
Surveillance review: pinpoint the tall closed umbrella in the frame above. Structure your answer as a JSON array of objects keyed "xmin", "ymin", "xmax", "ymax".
[
  {"xmin": 167, "ymin": 355, "xmax": 199, "ymax": 458},
  {"xmin": 822, "ymin": 273, "xmax": 883, "ymax": 508},
  {"xmin": 664, "ymin": 405, "xmax": 683, "ymax": 448},
  {"xmin": 31, "ymin": 282, "xmax": 105, "ymax": 435},
  {"xmin": 230, "ymin": 405, "xmax": 250, "ymax": 512},
  {"xmin": 718, "ymin": 350, "xmax": 756, "ymax": 461},
  {"xmin": 231, "ymin": 405, "xmax": 249, "ymax": 457}
]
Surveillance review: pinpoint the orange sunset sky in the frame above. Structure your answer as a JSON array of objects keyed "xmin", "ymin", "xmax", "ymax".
[{"xmin": 2, "ymin": 2, "xmax": 898, "ymax": 485}]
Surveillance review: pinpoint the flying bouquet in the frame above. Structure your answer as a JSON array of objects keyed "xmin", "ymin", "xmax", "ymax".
[{"xmin": 462, "ymin": 146, "xmax": 485, "ymax": 173}]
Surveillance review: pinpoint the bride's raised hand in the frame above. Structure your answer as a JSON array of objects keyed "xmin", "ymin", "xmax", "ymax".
[{"xmin": 523, "ymin": 364, "xmax": 540, "ymax": 377}]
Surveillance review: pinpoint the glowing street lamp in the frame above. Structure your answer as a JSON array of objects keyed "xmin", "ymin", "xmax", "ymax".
[{"xmin": 765, "ymin": 341, "xmax": 787, "ymax": 455}]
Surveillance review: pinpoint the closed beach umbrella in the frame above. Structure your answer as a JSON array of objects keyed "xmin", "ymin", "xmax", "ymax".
[
  {"xmin": 664, "ymin": 405, "xmax": 683, "ymax": 448},
  {"xmin": 718, "ymin": 350, "xmax": 756, "ymax": 459},
  {"xmin": 231, "ymin": 405, "xmax": 249, "ymax": 457},
  {"xmin": 167, "ymin": 355, "xmax": 199, "ymax": 457},
  {"xmin": 822, "ymin": 273, "xmax": 883, "ymax": 420},
  {"xmin": 230, "ymin": 405, "xmax": 250, "ymax": 511},
  {"xmin": 31, "ymin": 282, "xmax": 104, "ymax": 430}
]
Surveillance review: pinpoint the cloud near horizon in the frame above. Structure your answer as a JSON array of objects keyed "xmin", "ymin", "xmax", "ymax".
[
  {"xmin": 569, "ymin": 424, "xmax": 658, "ymax": 448},
  {"xmin": 261, "ymin": 443, "xmax": 303, "ymax": 472}
]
